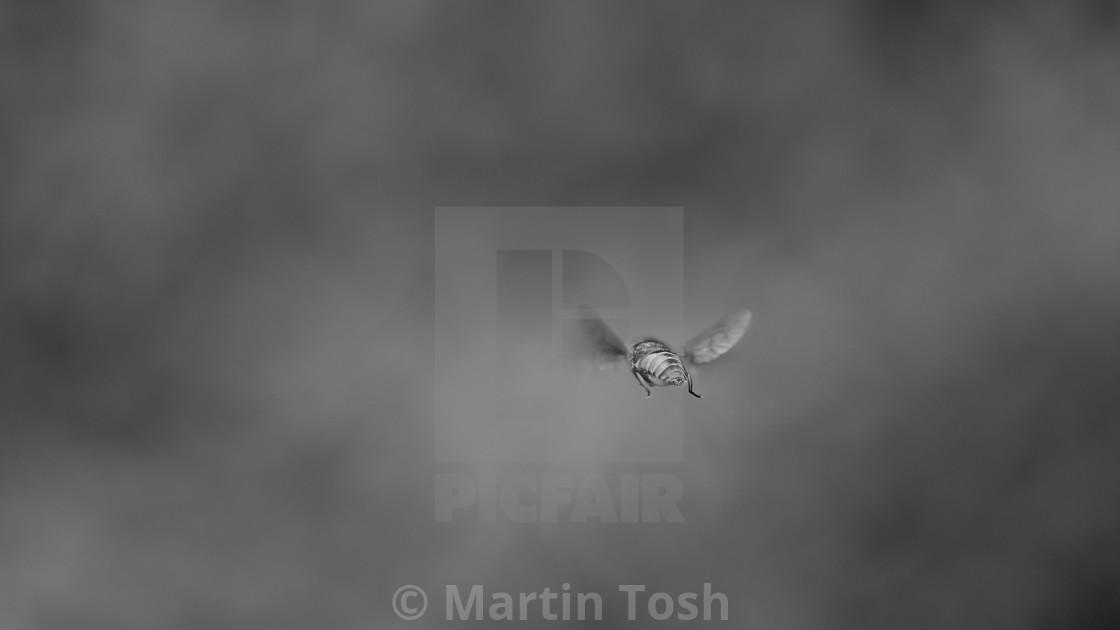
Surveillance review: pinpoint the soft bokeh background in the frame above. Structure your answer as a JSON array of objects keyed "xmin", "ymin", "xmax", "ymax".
[{"xmin": 3, "ymin": 1, "xmax": 1119, "ymax": 628}]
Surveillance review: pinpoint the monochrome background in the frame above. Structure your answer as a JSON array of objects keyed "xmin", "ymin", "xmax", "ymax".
[{"xmin": 3, "ymin": 1, "xmax": 1119, "ymax": 628}]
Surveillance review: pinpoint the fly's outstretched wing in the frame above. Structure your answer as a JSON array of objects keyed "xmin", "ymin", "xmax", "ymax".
[
  {"xmin": 682, "ymin": 310, "xmax": 752, "ymax": 364},
  {"xmin": 574, "ymin": 304, "xmax": 627, "ymax": 369}
]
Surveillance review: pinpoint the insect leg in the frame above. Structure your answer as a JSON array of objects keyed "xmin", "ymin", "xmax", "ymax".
[
  {"xmin": 632, "ymin": 369, "xmax": 651, "ymax": 397},
  {"xmin": 686, "ymin": 372, "xmax": 702, "ymax": 398}
]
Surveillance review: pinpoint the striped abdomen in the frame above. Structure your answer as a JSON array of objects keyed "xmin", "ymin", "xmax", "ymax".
[{"xmin": 629, "ymin": 340, "xmax": 687, "ymax": 387}]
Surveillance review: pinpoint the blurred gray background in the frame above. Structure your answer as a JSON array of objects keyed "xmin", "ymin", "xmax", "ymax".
[{"xmin": 2, "ymin": 1, "xmax": 1119, "ymax": 628}]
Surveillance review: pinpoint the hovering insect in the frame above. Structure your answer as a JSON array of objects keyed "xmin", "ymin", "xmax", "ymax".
[{"xmin": 576, "ymin": 305, "xmax": 752, "ymax": 398}]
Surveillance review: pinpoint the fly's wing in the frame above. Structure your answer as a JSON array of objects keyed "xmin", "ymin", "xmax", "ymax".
[
  {"xmin": 682, "ymin": 310, "xmax": 752, "ymax": 364},
  {"xmin": 573, "ymin": 304, "xmax": 627, "ymax": 370}
]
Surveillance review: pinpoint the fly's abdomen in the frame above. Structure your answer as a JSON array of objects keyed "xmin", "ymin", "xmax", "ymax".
[{"xmin": 636, "ymin": 350, "xmax": 686, "ymax": 386}]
